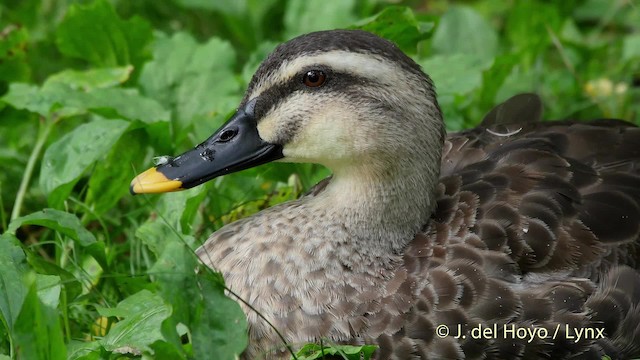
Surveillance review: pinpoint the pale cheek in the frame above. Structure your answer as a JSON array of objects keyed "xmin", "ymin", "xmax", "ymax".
[
  {"xmin": 283, "ymin": 111, "xmax": 356, "ymax": 163},
  {"xmin": 258, "ymin": 92, "xmax": 308, "ymax": 143},
  {"xmin": 257, "ymin": 115, "xmax": 279, "ymax": 143}
]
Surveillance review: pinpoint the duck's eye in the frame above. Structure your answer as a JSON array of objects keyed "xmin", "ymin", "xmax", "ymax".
[
  {"xmin": 303, "ymin": 70, "xmax": 326, "ymax": 88},
  {"xmin": 218, "ymin": 128, "xmax": 237, "ymax": 142}
]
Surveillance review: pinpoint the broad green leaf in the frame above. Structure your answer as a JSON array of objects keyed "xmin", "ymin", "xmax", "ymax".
[
  {"xmin": 0, "ymin": 233, "xmax": 28, "ymax": 331},
  {"xmin": 420, "ymin": 54, "xmax": 494, "ymax": 130},
  {"xmin": 505, "ymin": 0, "xmax": 562, "ymax": 57},
  {"xmin": 86, "ymin": 130, "xmax": 145, "ymax": 216},
  {"xmin": 479, "ymin": 53, "xmax": 522, "ymax": 107},
  {"xmin": 495, "ymin": 69, "xmax": 538, "ymax": 109},
  {"xmin": 35, "ymin": 274, "xmax": 61, "ymax": 309},
  {"xmin": 56, "ymin": 0, "xmax": 152, "ymax": 68},
  {"xmin": 135, "ymin": 220, "xmax": 183, "ymax": 259},
  {"xmin": 150, "ymin": 239, "xmax": 198, "ymax": 346},
  {"xmin": 2, "ymin": 82, "xmax": 169, "ymax": 122},
  {"xmin": 573, "ymin": 0, "xmax": 638, "ymax": 28},
  {"xmin": 25, "ymin": 251, "xmax": 83, "ymax": 304},
  {"xmin": 431, "ymin": 6, "xmax": 498, "ymax": 62},
  {"xmin": 149, "ymin": 340, "xmax": 187, "ymax": 360},
  {"xmin": 420, "ymin": 54, "xmax": 494, "ymax": 98},
  {"xmin": 7, "ymin": 208, "xmax": 99, "ymax": 247},
  {"xmin": 78, "ymin": 87, "xmax": 169, "ymax": 123},
  {"xmin": 98, "ymin": 290, "xmax": 172, "ymax": 355},
  {"xmin": 623, "ymin": 34, "xmax": 640, "ymax": 62},
  {"xmin": 67, "ymin": 340, "xmax": 101, "ymax": 360},
  {"xmin": 560, "ymin": 19, "xmax": 588, "ymax": 47},
  {"xmin": 353, "ymin": 6, "xmax": 434, "ymax": 53},
  {"xmin": 13, "ymin": 275, "xmax": 66, "ymax": 360},
  {"xmin": 174, "ymin": 0, "xmax": 246, "ymax": 16},
  {"xmin": 284, "ymin": 0, "xmax": 357, "ymax": 38},
  {"xmin": 46, "ymin": 66, "xmax": 133, "ymax": 90},
  {"xmin": 0, "ymin": 24, "xmax": 30, "ymax": 83},
  {"xmin": 139, "ymin": 32, "xmax": 240, "ymax": 132},
  {"xmin": 191, "ymin": 271, "xmax": 248, "ymax": 359},
  {"xmin": 7, "ymin": 209, "xmax": 106, "ymax": 266},
  {"xmin": 1, "ymin": 83, "xmax": 79, "ymax": 118},
  {"xmin": 40, "ymin": 118, "xmax": 129, "ymax": 207},
  {"xmin": 172, "ymin": 0, "xmax": 280, "ymax": 51},
  {"xmin": 135, "ymin": 186, "xmax": 204, "ymax": 256}
]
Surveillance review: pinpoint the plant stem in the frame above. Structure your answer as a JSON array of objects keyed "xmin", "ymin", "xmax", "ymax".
[
  {"xmin": 61, "ymin": 285, "xmax": 71, "ymax": 343},
  {"xmin": 10, "ymin": 118, "xmax": 55, "ymax": 222},
  {"xmin": 0, "ymin": 181, "xmax": 6, "ymax": 232}
]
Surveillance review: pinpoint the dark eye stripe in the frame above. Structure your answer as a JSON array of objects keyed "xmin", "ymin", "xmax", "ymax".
[{"xmin": 251, "ymin": 70, "xmax": 373, "ymax": 123}]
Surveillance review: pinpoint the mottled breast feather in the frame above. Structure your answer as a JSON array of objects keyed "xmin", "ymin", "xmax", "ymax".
[
  {"xmin": 199, "ymin": 94, "xmax": 640, "ymax": 359},
  {"xmin": 198, "ymin": 74, "xmax": 640, "ymax": 360}
]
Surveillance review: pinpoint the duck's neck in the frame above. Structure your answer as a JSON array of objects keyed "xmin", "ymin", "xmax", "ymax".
[{"xmin": 308, "ymin": 156, "xmax": 440, "ymax": 270}]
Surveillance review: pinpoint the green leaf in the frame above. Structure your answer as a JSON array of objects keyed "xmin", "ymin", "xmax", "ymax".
[
  {"xmin": 39, "ymin": 118, "xmax": 129, "ymax": 207},
  {"xmin": 284, "ymin": 0, "xmax": 357, "ymax": 38},
  {"xmin": 0, "ymin": 25, "xmax": 28, "ymax": 59},
  {"xmin": 25, "ymin": 251, "xmax": 83, "ymax": 306},
  {"xmin": 420, "ymin": 54, "xmax": 494, "ymax": 98},
  {"xmin": 419, "ymin": 54, "xmax": 494, "ymax": 130},
  {"xmin": 67, "ymin": 340, "xmax": 101, "ymax": 360},
  {"xmin": 35, "ymin": 274, "xmax": 61, "ymax": 309},
  {"xmin": 86, "ymin": 130, "xmax": 145, "ymax": 216},
  {"xmin": 13, "ymin": 274, "xmax": 66, "ymax": 360},
  {"xmin": 505, "ymin": 0, "xmax": 562, "ymax": 56},
  {"xmin": 0, "ymin": 24, "xmax": 30, "ymax": 83},
  {"xmin": 135, "ymin": 220, "xmax": 183, "ymax": 260},
  {"xmin": 7, "ymin": 209, "xmax": 96, "ymax": 245},
  {"xmin": 353, "ymin": 6, "xmax": 434, "ymax": 53},
  {"xmin": 97, "ymin": 290, "xmax": 172, "ymax": 355},
  {"xmin": 294, "ymin": 343, "xmax": 378, "ymax": 360},
  {"xmin": 139, "ymin": 32, "xmax": 240, "ymax": 131},
  {"xmin": 623, "ymin": 34, "xmax": 640, "ymax": 62},
  {"xmin": 7, "ymin": 209, "xmax": 106, "ymax": 267},
  {"xmin": 174, "ymin": 0, "xmax": 247, "ymax": 16},
  {"xmin": 191, "ymin": 271, "xmax": 248, "ymax": 359},
  {"xmin": 431, "ymin": 6, "xmax": 498, "ymax": 62},
  {"xmin": 55, "ymin": 0, "xmax": 152, "ymax": 68},
  {"xmin": 0, "ymin": 233, "xmax": 28, "ymax": 331},
  {"xmin": 135, "ymin": 187, "xmax": 204, "ymax": 256},
  {"xmin": 80, "ymin": 87, "xmax": 169, "ymax": 123},
  {"xmin": 2, "ymin": 82, "xmax": 169, "ymax": 122},
  {"xmin": 559, "ymin": 19, "xmax": 587, "ymax": 47},
  {"xmin": 149, "ymin": 239, "xmax": 198, "ymax": 349},
  {"xmin": 46, "ymin": 66, "xmax": 133, "ymax": 91},
  {"xmin": 1, "ymin": 83, "xmax": 76, "ymax": 118},
  {"xmin": 479, "ymin": 53, "xmax": 522, "ymax": 107}
]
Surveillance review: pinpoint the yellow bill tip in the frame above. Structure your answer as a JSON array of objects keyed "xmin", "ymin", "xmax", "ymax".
[{"xmin": 130, "ymin": 167, "xmax": 183, "ymax": 194}]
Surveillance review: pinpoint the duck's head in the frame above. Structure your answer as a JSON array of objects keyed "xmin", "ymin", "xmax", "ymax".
[{"xmin": 131, "ymin": 30, "xmax": 444, "ymax": 194}]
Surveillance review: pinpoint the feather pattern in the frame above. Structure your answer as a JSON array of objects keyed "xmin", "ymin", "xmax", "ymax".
[
  {"xmin": 157, "ymin": 31, "xmax": 640, "ymax": 359},
  {"xmin": 196, "ymin": 99, "xmax": 640, "ymax": 358}
]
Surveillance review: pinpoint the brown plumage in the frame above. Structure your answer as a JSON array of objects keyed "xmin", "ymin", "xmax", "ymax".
[
  {"xmin": 413, "ymin": 94, "xmax": 640, "ymax": 359},
  {"xmin": 131, "ymin": 30, "xmax": 640, "ymax": 359}
]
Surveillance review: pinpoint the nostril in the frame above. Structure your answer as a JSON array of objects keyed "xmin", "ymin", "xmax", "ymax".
[
  {"xmin": 218, "ymin": 128, "xmax": 238, "ymax": 142},
  {"xmin": 200, "ymin": 148, "xmax": 216, "ymax": 162}
]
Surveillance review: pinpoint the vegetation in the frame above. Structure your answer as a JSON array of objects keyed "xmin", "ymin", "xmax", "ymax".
[{"xmin": 0, "ymin": 0, "xmax": 638, "ymax": 359}]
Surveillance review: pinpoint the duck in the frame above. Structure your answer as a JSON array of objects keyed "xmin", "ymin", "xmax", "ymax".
[{"xmin": 130, "ymin": 29, "xmax": 640, "ymax": 359}]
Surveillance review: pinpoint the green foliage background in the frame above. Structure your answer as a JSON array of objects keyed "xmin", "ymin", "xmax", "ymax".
[{"xmin": 0, "ymin": 0, "xmax": 639, "ymax": 359}]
